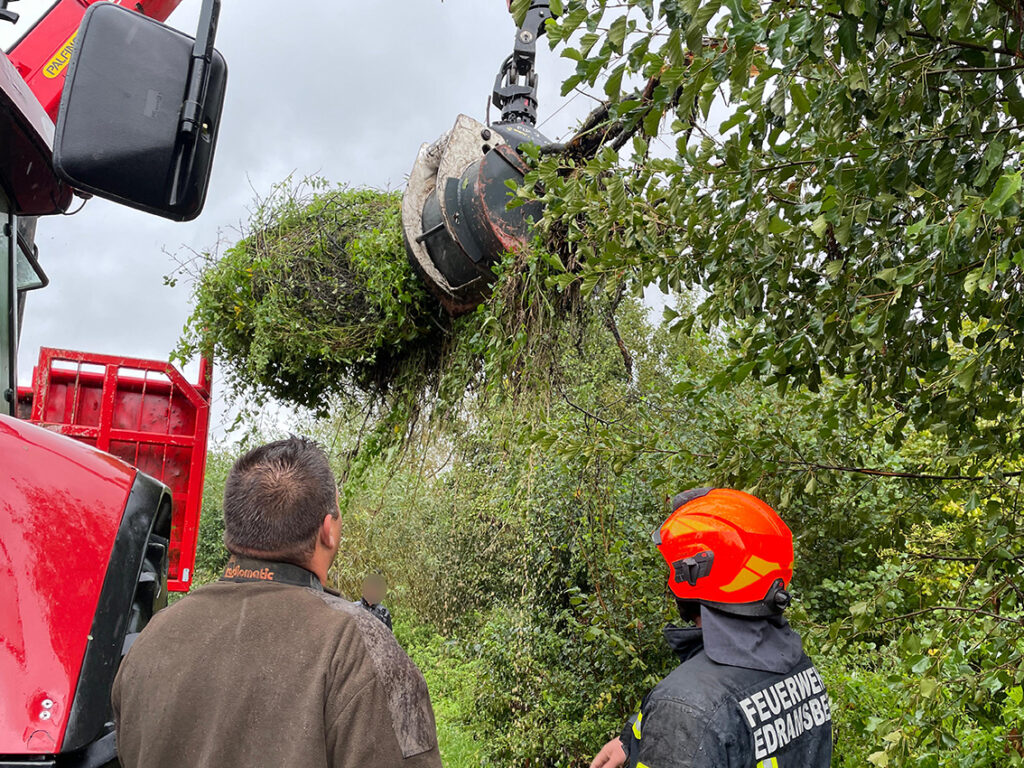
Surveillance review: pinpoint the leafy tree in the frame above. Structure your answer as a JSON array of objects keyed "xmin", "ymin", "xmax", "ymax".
[
  {"xmin": 519, "ymin": 1, "xmax": 1024, "ymax": 763},
  {"xmin": 192, "ymin": 447, "xmax": 232, "ymax": 582},
  {"xmin": 180, "ymin": 3, "xmax": 1024, "ymax": 759},
  {"xmin": 189, "ymin": 292, "xmax": 1021, "ymax": 766},
  {"xmin": 534, "ymin": 0, "xmax": 1024, "ymax": 470}
]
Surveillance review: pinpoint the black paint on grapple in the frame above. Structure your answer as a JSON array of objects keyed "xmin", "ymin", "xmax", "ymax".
[{"xmin": 412, "ymin": 128, "xmax": 547, "ymax": 316}]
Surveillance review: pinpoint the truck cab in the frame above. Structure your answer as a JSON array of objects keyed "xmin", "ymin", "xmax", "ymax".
[{"xmin": 0, "ymin": 3, "xmax": 221, "ymax": 765}]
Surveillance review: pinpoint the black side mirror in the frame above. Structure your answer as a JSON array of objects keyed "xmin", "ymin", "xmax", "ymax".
[{"xmin": 53, "ymin": 1, "xmax": 227, "ymax": 222}]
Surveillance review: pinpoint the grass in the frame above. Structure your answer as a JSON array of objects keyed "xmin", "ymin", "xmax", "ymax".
[{"xmin": 394, "ymin": 617, "xmax": 486, "ymax": 767}]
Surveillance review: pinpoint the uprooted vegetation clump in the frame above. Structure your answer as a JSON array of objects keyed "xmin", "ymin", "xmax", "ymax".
[
  {"xmin": 178, "ymin": 180, "xmax": 450, "ymax": 410},
  {"xmin": 177, "ymin": 175, "xmax": 603, "ymax": 428}
]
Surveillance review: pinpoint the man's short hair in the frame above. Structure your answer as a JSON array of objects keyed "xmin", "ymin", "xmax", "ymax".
[{"xmin": 223, "ymin": 436, "xmax": 338, "ymax": 563}]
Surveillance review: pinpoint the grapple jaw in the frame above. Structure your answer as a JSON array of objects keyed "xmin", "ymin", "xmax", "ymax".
[{"xmin": 402, "ymin": 114, "xmax": 548, "ymax": 316}]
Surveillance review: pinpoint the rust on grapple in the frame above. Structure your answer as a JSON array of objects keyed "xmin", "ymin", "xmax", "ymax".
[{"xmin": 468, "ymin": 143, "xmax": 541, "ymax": 256}]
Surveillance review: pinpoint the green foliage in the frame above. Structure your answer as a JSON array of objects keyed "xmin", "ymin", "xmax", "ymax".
[
  {"xmin": 288, "ymin": 296, "xmax": 1018, "ymax": 764},
  {"xmin": 192, "ymin": 297, "xmax": 1022, "ymax": 766},
  {"xmin": 177, "ymin": 178, "xmax": 445, "ymax": 410},
  {"xmin": 181, "ymin": 5, "xmax": 1024, "ymax": 761},
  {"xmin": 537, "ymin": 0, "xmax": 1024, "ymax": 471},
  {"xmin": 192, "ymin": 447, "xmax": 233, "ymax": 583},
  {"xmin": 396, "ymin": 620, "xmax": 486, "ymax": 768},
  {"xmin": 515, "ymin": 5, "xmax": 1024, "ymax": 762},
  {"xmin": 316, "ymin": 303, "xmax": 681, "ymax": 764}
]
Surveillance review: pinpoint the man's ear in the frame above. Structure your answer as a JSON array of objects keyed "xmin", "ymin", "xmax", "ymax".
[{"xmin": 319, "ymin": 513, "xmax": 339, "ymax": 549}]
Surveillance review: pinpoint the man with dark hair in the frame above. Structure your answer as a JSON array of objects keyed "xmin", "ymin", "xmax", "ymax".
[
  {"xmin": 112, "ymin": 436, "xmax": 442, "ymax": 768},
  {"xmin": 357, "ymin": 574, "xmax": 393, "ymax": 631}
]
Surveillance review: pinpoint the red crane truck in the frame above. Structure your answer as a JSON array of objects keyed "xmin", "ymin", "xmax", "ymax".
[{"xmin": 1, "ymin": 2, "xmax": 226, "ymax": 765}]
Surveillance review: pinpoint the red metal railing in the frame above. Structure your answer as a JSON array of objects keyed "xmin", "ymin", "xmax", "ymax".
[{"xmin": 18, "ymin": 348, "xmax": 211, "ymax": 592}]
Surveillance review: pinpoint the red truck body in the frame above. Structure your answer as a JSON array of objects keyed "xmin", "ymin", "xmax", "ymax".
[
  {"xmin": 1, "ymin": 349, "xmax": 210, "ymax": 759},
  {"xmin": 7, "ymin": 0, "xmax": 185, "ymax": 122},
  {"xmin": 1, "ymin": 1, "xmax": 213, "ymax": 764},
  {"xmin": 17, "ymin": 348, "xmax": 212, "ymax": 592},
  {"xmin": 0, "ymin": 414, "xmax": 140, "ymax": 756}
]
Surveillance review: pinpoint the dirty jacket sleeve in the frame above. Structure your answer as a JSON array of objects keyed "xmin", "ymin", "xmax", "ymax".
[
  {"xmin": 625, "ymin": 698, "xmax": 733, "ymax": 768},
  {"xmin": 323, "ymin": 600, "xmax": 441, "ymax": 768},
  {"xmin": 326, "ymin": 676, "xmax": 441, "ymax": 768}
]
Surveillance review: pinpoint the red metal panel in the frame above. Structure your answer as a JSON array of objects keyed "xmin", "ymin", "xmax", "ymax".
[
  {"xmin": 24, "ymin": 348, "xmax": 211, "ymax": 591},
  {"xmin": 0, "ymin": 413, "xmax": 136, "ymax": 754},
  {"xmin": 7, "ymin": 0, "xmax": 187, "ymax": 122}
]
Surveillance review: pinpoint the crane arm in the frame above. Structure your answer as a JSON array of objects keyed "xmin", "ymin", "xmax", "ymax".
[
  {"xmin": 5, "ymin": 0, "xmax": 186, "ymax": 121},
  {"xmin": 493, "ymin": 0, "xmax": 553, "ymax": 125}
]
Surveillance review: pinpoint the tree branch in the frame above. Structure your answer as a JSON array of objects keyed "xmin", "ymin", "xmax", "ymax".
[
  {"xmin": 873, "ymin": 605, "xmax": 1024, "ymax": 625},
  {"xmin": 602, "ymin": 282, "xmax": 634, "ymax": 378},
  {"xmin": 777, "ymin": 457, "xmax": 1024, "ymax": 481}
]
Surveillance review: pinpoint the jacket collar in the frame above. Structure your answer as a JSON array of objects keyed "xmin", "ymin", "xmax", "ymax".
[
  {"xmin": 699, "ymin": 605, "xmax": 805, "ymax": 674},
  {"xmin": 220, "ymin": 556, "xmax": 323, "ymax": 592},
  {"xmin": 663, "ymin": 623, "xmax": 705, "ymax": 662},
  {"xmin": 663, "ymin": 607, "xmax": 806, "ymax": 674}
]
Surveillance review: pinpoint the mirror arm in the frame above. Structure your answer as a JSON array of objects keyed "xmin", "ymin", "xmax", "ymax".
[{"xmin": 168, "ymin": 0, "xmax": 220, "ymax": 207}]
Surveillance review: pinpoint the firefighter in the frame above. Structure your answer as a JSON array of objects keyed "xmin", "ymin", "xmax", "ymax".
[
  {"xmin": 112, "ymin": 437, "xmax": 442, "ymax": 768},
  {"xmin": 589, "ymin": 488, "xmax": 833, "ymax": 768},
  {"xmin": 357, "ymin": 574, "xmax": 394, "ymax": 631}
]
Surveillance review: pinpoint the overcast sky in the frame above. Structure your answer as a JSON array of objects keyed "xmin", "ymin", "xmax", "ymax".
[{"xmin": 2, "ymin": 0, "xmax": 593, "ymax": 430}]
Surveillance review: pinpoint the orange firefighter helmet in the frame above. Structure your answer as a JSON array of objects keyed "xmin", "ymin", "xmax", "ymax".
[{"xmin": 653, "ymin": 488, "xmax": 794, "ymax": 616}]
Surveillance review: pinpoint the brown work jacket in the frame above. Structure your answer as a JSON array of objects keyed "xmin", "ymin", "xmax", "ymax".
[{"xmin": 112, "ymin": 557, "xmax": 442, "ymax": 768}]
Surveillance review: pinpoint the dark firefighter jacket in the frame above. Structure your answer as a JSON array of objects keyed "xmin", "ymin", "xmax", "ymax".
[
  {"xmin": 358, "ymin": 597, "xmax": 393, "ymax": 631},
  {"xmin": 619, "ymin": 608, "xmax": 832, "ymax": 768},
  {"xmin": 112, "ymin": 557, "xmax": 441, "ymax": 768}
]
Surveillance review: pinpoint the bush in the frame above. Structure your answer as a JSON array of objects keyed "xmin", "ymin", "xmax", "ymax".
[
  {"xmin": 397, "ymin": 618, "xmax": 486, "ymax": 768},
  {"xmin": 178, "ymin": 179, "xmax": 446, "ymax": 410}
]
